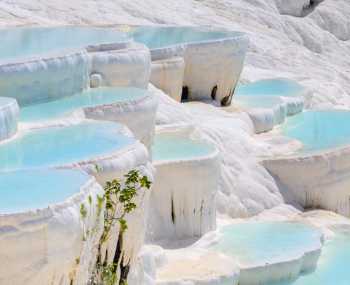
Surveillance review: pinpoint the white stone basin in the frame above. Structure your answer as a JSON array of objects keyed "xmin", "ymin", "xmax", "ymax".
[
  {"xmin": 0, "ymin": 168, "xmax": 103, "ymax": 285},
  {"xmin": 128, "ymin": 26, "xmax": 248, "ymax": 106},
  {"xmin": 210, "ymin": 222, "xmax": 323, "ymax": 285},
  {"xmin": 147, "ymin": 128, "xmax": 220, "ymax": 240},
  {"xmin": 263, "ymin": 110, "xmax": 350, "ymax": 216},
  {"xmin": 19, "ymin": 87, "xmax": 158, "ymax": 149}
]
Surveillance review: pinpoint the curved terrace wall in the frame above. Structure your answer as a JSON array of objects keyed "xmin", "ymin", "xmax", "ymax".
[
  {"xmin": 129, "ymin": 26, "xmax": 249, "ymax": 106},
  {"xmin": 148, "ymin": 126, "xmax": 220, "ymax": 241}
]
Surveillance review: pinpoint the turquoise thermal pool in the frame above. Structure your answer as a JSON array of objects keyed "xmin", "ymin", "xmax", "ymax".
[
  {"xmin": 152, "ymin": 133, "xmax": 215, "ymax": 161},
  {"xmin": 235, "ymin": 79, "xmax": 304, "ymax": 98},
  {"xmin": 277, "ymin": 229, "xmax": 350, "ymax": 285},
  {"xmin": 0, "ymin": 26, "xmax": 129, "ymax": 62},
  {"xmin": 0, "ymin": 169, "xmax": 90, "ymax": 214},
  {"xmin": 282, "ymin": 110, "xmax": 350, "ymax": 152},
  {"xmin": 235, "ymin": 95, "xmax": 284, "ymax": 109},
  {"xmin": 129, "ymin": 26, "xmax": 240, "ymax": 49},
  {"xmin": 0, "ymin": 121, "xmax": 134, "ymax": 171},
  {"xmin": 212, "ymin": 222, "xmax": 321, "ymax": 266},
  {"xmin": 20, "ymin": 87, "xmax": 149, "ymax": 122}
]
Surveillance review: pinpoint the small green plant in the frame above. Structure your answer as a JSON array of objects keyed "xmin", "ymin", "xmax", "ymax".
[{"xmin": 82, "ymin": 169, "xmax": 151, "ymax": 285}]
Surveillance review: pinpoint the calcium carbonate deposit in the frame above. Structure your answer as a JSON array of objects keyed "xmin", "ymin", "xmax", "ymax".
[{"xmin": 1, "ymin": 1, "xmax": 350, "ymax": 285}]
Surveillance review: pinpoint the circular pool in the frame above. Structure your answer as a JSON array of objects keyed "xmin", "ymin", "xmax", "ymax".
[
  {"xmin": 0, "ymin": 26, "xmax": 129, "ymax": 62},
  {"xmin": 281, "ymin": 110, "xmax": 350, "ymax": 153},
  {"xmin": 20, "ymin": 87, "xmax": 151, "ymax": 122},
  {"xmin": 129, "ymin": 26, "xmax": 241, "ymax": 50},
  {"xmin": 0, "ymin": 169, "xmax": 91, "ymax": 214},
  {"xmin": 152, "ymin": 133, "xmax": 215, "ymax": 162},
  {"xmin": 211, "ymin": 222, "xmax": 322, "ymax": 285},
  {"xmin": 235, "ymin": 78, "xmax": 305, "ymax": 98},
  {"xmin": 0, "ymin": 121, "xmax": 134, "ymax": 171}
]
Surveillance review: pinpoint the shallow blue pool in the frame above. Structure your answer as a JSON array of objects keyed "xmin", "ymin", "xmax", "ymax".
[
  {"xmin": 235, "ymin": 95, "xmax": 284, "ymax": 109},
  {"xmin": 235, "ymin": 79, "xmax": 304, "ymax": 98},
  {"xmin": 212, "ymin": 222, "xmax": 321, "ymax": 266},
  {"xmin": 275, "ymin": 229, "xmax": 350, "ymax": 285},
  {"xmin": 20, "ymin": 87, "xmax": 148, "ymax": 122},
  {"xmin": 0, "ymin": 169, "xmax": 90, "ymax": 214},
  {"xmin": 0, "ymin": 26, "xmax": 129, "ymax": 62},
  {"xmin": 152, "ymin": 133, "xmax": 215, "ymax": 161},
  {"xmin": 0, "ymin": 121, "xmax": 134, "ymax": 171},
  {"xmin": 282, "ymin": 110, "xmax": 350, "ymax": 152},
  {"xmin": 129, "ymin": 26, "xmax": 239, "ymax": 49}
]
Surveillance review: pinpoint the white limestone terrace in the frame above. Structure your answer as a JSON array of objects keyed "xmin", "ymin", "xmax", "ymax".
[
  {"xmin": 0, "ymin": 26, "xmax": 151, "ymax": 107},
  {"xmin": 233, "ymin": 78, "xmax": 306, "ymax": 133},
  {"xmin": 0, "ymin": 168, "xmax": 104, "ymax": 285},
  {"xmin": 148, "ymin": 125, "xmax": 220, "ymax": 241},
  {"xmin": 19, "ymin": 87, "xmax": 158, "ymax": 149},
  {"xmin": 126, "ymin": 25, "xmax": 249, "ymax": 106},
  {"xmin": 262, "ymin": 110, "xmax": 350, "ymax": 217},
  {"xmin": 0, "ymin": 97, "xmax": 19, "ymax": 141}
]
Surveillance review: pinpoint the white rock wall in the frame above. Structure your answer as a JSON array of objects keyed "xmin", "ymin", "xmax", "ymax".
[
  {"xmin": 0, "ymin": 50, "xmax": 90, "ymax": 106},
  {"xmin": 89, "ymin": 42, "xmax": 151, "ymax": 89},
  {"xmin": 150, "ymin": 57, "xmax": 185, "ymax": 102},
  {"xmin": 147, "ymin": 132, "xmax": 220, "ymax": 240},
  {"xmin": 263, "ymin": 147, "xmax": 350, "ymax": 217}
]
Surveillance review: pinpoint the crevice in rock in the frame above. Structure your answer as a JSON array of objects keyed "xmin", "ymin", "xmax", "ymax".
[
  {"xmin": 211, "ymin": 85, "xmax": 217, "ymax": 100},
  {"xmin": 171, "ymin": 197, "xmax": 176, "ymax": 224},
  {"xmin": 181, "ymin": 86, "xmax": 189, "ymax": 102}
]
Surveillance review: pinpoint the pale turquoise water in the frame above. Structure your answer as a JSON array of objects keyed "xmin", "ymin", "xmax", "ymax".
[
  {"xmin": 130, "ymin": 26, "xmax": 239, "ymax": 49},
  {"xmin": 236, "ymin": 79, "xmax": 304, "ymax": 98},
  {"xmin": 0, "ymin": 169, "xmax": 90, "ymax": 214},
  {"xmin": 212, "ymin": 222, "xmax": 321, "ymax": 265},
  {"xmin": 235, "ymin": 95, "xmax": 284, "ymax": 109},
  {"xmin": 20, "ymin": 87, "xmax": 148, "ymax": 122},
  {"xmin": 0, "ymin": 121, "xmax": 134, "ymax": 171},
  {"xmin": 275, "ymin": 229, "xmax": 350, "ymax": 285},
  {"xmin": 0, "ymin": 26, "xmax": 129, "ymax": 62},
  {"xmin": 152, "ymin": 134, "xmax": 215, "ymax": 161},
  {"xmin": 282, "ymin": 110, "xmax": 350, "ymax": 152}
]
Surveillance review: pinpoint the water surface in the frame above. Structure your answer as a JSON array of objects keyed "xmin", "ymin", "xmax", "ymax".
[
  {"xmin": 152, "ymin": 133, "xmax": 215, "ymax": 161},
  {"xmin": 0, "ymin": 169, "xmax": 90, "ymax": 214}
]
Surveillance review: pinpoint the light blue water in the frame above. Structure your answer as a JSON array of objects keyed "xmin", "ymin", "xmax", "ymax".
[
  {"xmin": 282, "ymin": 110, "xmax": 350, "ymax": 152},
  {"xmin": 152, "ymin": 134, "xmax": 215, "ymax": 161},
  {"xmin": 0, "ymin": 26, "xmax": 129, "ymax": 62},
  {"xmin": 0, "ymin": 121, "xmax": 134, "ymax": 171},
  {"xmin": 212, "ymin": 222, "xmax": 321, "ymax": 265},
  {"xmin": 0, "ymin": 169, "xmax": 90, "ymax": 214},
  {"xmin": 235, "ymin": 79, "xmax": 304, "ymax": 98},
  {"xmin": 20, "ymin": 87, "xmax": 148, "ymax": 122},
  {"xmin": 236, "ymin": 95, "xmax": 284, "ymax": 109},
  {"xmin": 130, "ymin": 26, "xmax": 239, "ymax": 49},
  {"xmin": 275, "ymin": 229, "xmax": 350, "ymax": 285}
]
